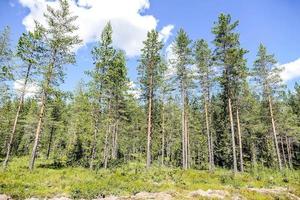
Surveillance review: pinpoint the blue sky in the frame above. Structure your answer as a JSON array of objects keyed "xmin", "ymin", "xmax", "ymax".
[{"xmin": 1, "ymin": 0, "xmax": 299, "ymax": 92}]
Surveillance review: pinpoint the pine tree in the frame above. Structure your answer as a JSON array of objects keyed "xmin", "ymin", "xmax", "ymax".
[
  {"xmin": 212, "ymin": 13, "xmax": 242, "ymax": 173},
  {"xmin": 138, "ymin": 30, "xmax": 164, "ymax": 168},
  {"xmin": 194, "ymin": 39, "xmax": 215, "ymax": 171},
  {"xmin": 253, "ymin": 44, "xmax": 284, "ymax": 170},
  {"xmin": 29, "ymin": 0, "xmax": 81, "ymax": 170},
  {"xmin": 3, "ymin": 26, "xmax": 43, "ymax": 169},
  {"xmin": 172, "ymin": 29, "xmax": 193, "ymax": 169},
  {"xmin": 88, "ymin": 22, "xmax": 116, "ymax": 169}
]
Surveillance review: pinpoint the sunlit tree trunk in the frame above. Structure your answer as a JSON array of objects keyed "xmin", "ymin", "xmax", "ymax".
[
  {"xmin": 236, "ymin": 108, "xmax": 244, "ymax": 172},
  {"xmin": 268, "ymin": 95, "xmax": 282, "ymax": 170},
  {"xmin": 3, "ymin": 64, "xmax": 31, "ymax": 169},
  {"xmin": 228, "ymin": 98, "xmax": 237, "ymax": 174},
  {"xmin": 146, "ymin": 72, "xmax": 153, "ymax": 168}
]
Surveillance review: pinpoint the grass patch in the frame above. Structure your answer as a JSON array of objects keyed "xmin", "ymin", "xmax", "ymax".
[{"xmin": 0, "ymin": 157, "xmax": 299, "ymax": 199}]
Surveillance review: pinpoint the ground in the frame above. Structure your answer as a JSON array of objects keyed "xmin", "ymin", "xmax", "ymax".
[{"xmin": 0, "ymin": 157, "xmax": 299, "ymax": 199}]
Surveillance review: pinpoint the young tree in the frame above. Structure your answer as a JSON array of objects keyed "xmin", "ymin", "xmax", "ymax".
[
  {"xmin": 138, "ymin": 30, "xmax": 163, "ymax": 168},
  {"xmin": 194, "ymin": 39, "xmax": 214, "ymax": 171},
  {"xmin": 67, "ymin": 81, "xmax": 93, "ymax": 167},
  {"xmin": 172, "ymin": 29, "xmax": 193, "ymax": 169},
  {"xmin": 88, "ymin": 22, "xmax": 116, "ymax": 169},
  {"xmin": 29, "ymin": 0, "xmax": 81, "ymax": 170},
  {"xmin": 253, "ymin": 44, "xmax": 284, "ymax": 170}
]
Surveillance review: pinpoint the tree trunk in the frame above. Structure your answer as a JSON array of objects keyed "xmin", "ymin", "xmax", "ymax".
[
  {"xmin": 161, "ymin": 101, "xmax": 165, "ymax": 166},
  {"xmin": 46, "ymin": 126, "xmax": 55, "ymax": 159},
  {"xmin": 204, "ymin": 100, "xmax": 212, "ymax": 172},
  {"xmin": 112, "ymin": 121, "xmax": 118, "ymax": 159},
  {"xmin": 268, "ymin": 95, "xmax": 282, "ymax": 170},
  {"xmin": 181, "ymin": 82, "xmax": 187, "ymax": 169},
  {"xmin": 146, "ymin": 73, "xmax": 153, "ymax": 168},
  {"xmin": 29, "ymin": 95, "xmax": 46, "ymax": 171},
  {"xmin": 228, "ymin": 98, "xmax": 237, "ymax": 174},
  {"xmin": 286, "ymin": 135, "xmax": 293, "ymax": 169},
  {"xmin": 29, "ymin": 50, "xmax": 56, "ymax": 170},
  {"xmin": 185, "ymin": 103, "xmax": 190, "ymax": 169},
  {"xmin": 3, "ymin": 64, "xmax": 32, "ymax": 169},
  {"xmin": 280, "ymin": 136, "xmax": 287, "ymax": 168},
  {"xmin": 236, "ymin": 108, "xmax": 244, "ymax": 172}
]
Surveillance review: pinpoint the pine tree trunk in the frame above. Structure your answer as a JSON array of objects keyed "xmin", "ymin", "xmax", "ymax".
[
  {"xmin": 204, "ymin": 100, "xmax": 212, "ymax": 172},
  {"xmin": 181, "ymin": 82, "xmax": 187, "ymax": 169},
  {"xmin": 146, "ymin": 74, "xmax": 153, "ymax": 168},
  {"xmin": 29, "ymin": 95, "xmax": 46, "ymax": 171},
  {"xmin": 280, "ymin": 136, "xmax": 287, "ymax": 168},
  {"xmin": 3, "ymin": 64, "xmax": 32, "ymax": 169},
  {"xmin": 268, "ymin": 95, "xmax": 282, "ymax": 170},
  {"xmin": 161, "ymin": 101, "xmax": 165, "ymax": 166},
  {"xmin": 46, "ymin": 126, "xmax": 55, "ymax": 159},
  {"xmin": 286, "ymin": 135, "xmax": 293, "ymax": 169},
  {"xmin": 236, "ymin": 108, "xmax": 244, "ymax": 172},
  {"xmin": 29, "ymin": 51, "xmax": 56, "ymax": 170},
  {"xmin": 185, "ymin": 103, "xmax": 190, "ymax": 169},
  {"xmin": 112, "ymin": 121, "xmax": 118, "ymax": 159},
  {"xmin": 228, "ymin": 98, "xmax": 237, "ymax": 174}
]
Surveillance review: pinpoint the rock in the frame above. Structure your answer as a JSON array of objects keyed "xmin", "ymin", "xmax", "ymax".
[
  {"xmin": 132, "ymin": 192, "xmax": 173, "ymax": 200},
  {"xmin": 0, "ymin": 195, "xmax": 11, "ymax": 200},
  {"xmin": 189, "ymin": 189, "xmax": 230, "ymax": 199}
]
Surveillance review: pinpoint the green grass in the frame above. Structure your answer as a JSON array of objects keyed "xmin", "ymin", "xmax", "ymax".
[{"xmin": 0, "ymin": 157, "xmax": 299, "ymax": 199}]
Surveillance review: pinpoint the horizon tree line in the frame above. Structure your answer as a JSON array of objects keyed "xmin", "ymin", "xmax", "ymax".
[{"xmin": 0, "ymin": 0, "xmax": 299, "ymax": 172}]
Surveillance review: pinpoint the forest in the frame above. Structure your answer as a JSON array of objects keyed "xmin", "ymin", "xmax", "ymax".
[{"xmin": 0, "ymin": 0, "xmax": 299, "ymax": 199}]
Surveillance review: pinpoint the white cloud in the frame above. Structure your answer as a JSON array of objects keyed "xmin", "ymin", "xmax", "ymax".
[
  {"xmin": 14, "ymin": 79, "xmax": 40, "ymax": 98},
  {"xmin": 127, "ymin": 81, "xmax": 141, "ymax": 99},
  {"xmin": 159, "ymin": 25, "xmax": 174, "ymax": 43},
  {"xmin": 165, "ymin": 42, "xmax": 177, "ymax": 78},
  {"xmin": 279, "ymin": 58, "xmax": 300, "ymax": 81},
  {"xmin": 18, "ymin": 0, "xmax": 174, "ymax": 57}
]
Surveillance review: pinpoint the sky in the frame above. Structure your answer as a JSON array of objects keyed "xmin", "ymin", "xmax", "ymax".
[{"xmin": 1, "ymin": 0, "xmax": 300, "ymax": 93}]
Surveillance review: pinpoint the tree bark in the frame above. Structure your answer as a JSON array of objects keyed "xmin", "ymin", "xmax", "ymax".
[
  {"xmin": 3, "ymin": 64, "xmax": 32, "ymax": 169},
  {"xmin": 280, "ymin": 136, "xmax": 287, "ymax": 167},
  {"xmin": 228, "ymin": 98, "xmax": 237, "ymax": 174},
  {"xmin": 29, "ymin": 94, "xmax": 46, "ymax": 171},
  {"xmin": 161, "ymin": 100, "xmax": 165, "ymax": 166},
  {"xmin": 29, "ymin": 49, "xmax": 56, "ymax": 170},
  {"xmin": 181, "ymin": 81, "xmax": 187, "ymax": 169},
  {"xmin": 268, "ymin": 95, "xmax": 282, "ymax": 170},
  {"xmin": 146, "ymin": 73, "xmax": 153, "ymax": 168},
  {"xmin": 185, "ymin": 102, "xmax": 190, "ymax": 169},
  {"xmin": 112, "ymin": 121, "xmax": 118, "ymax": 159},
  {"xmin": 204, "ymin": 100, "xmax": 213, "ymax": 172},
  {"xmin": 236, "ymin": 108, "xmax": 244, "ymax": 172}
]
